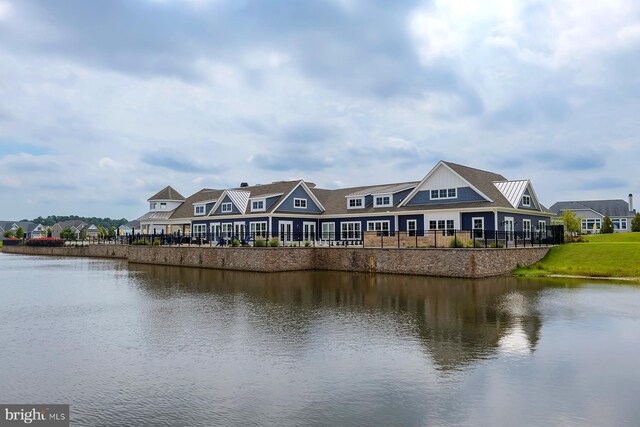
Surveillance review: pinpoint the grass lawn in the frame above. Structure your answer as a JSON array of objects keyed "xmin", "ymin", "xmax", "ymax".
[{"xmin": 514, "ymin": 232, "xmax": 640, "ymax": 278}]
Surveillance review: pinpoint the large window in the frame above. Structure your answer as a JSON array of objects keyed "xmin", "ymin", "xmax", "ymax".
[
  {"xmin": 538, "ymin": 220, "xmax": 547, "ymax": 234},
  {"xmin": 250, "ymin": 222, "xmax": 267, "ymax": 238},
  {"xmin": 430, "ymin": 188, "xmax": 457, "ymax": 200},
  {"xmin": 341, "ymin": 222, "xmax": 361, "ymax": 240},
  {"xmin": 294, "ymin": 198, "xmax": 307, "ymax": 209},
  {"xmin": 612, "ymin": 218, "xmax": 627, "ymax": 230},
  {"xmin": 581, "ymin": 218, "xmax": 601, "ymax": 232},
  {"xmin": 523, "ymin": 219, "xmax": 532, "ymax": 239},
  {"xmin": 367, "ymin": 220, "xmax": 390, "ymax": 236},
  {"xmin": 429, "ymin": 219, "xmax": 455, "ymax": 236},
  {"xmin": 192, "ymin": 224, "xmax": 207, "ymax": 237},
  {"xmin": 322, "ymin": 223, "xmax": 335, "ymax": 240},
  {"xmin": 221, "ymin": 202, "xmax": 232, "ymax": 213},
  {"xmin": 374, "ymin": 196, "xmax": 391, "ymax": 207},
  {"xmin": 221, "ymin": 223, "xmax": 233, "ymax": 238},
  {"xmin": 348, "ymin": 198, "xmax": 364, "ymax": 209}
]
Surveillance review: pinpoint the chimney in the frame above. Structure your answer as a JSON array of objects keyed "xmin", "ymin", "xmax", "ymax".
[
  {"xmin": 240, "ymin": 182, "xmax": 248, "ymax": 188},
  {"xmin": 630, "ymin": 193, "xmax": 634, "ymax": 212}
]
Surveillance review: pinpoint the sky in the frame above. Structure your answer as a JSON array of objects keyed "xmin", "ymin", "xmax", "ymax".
[{"xmin": 0, "ymin": 0, "xmax": 639, "ymax": 220}]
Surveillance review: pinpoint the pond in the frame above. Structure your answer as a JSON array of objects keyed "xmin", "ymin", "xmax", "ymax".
[{"xmin": 1, "ymin": 253, "xmax": 639, "ymax": 426}]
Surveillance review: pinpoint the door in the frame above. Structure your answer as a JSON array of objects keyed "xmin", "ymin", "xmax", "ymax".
[
  {"xmin": 504, "ymin": 217, "xmax": 514, "ymax": 242},
  {"xmin": 303, "ymin": 222, "xmax": 316, "ymax": 241},
  {"xmin": 211, "ymin": 224, "xmax": 221, "ymax": 240},
  {"xmin": 234, "ymin": 222, "xmax": 246, "ymax": 241},
  {"xmin": 279, "ymin": 221, "xmax": 293, "ymax": 243},
  {"xmin": 407, "ymin": 220, "xmax": 417, "ymax": 236}
]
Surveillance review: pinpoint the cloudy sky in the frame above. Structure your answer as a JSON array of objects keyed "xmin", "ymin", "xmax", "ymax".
[{"xmin": 0, "ymin": 0, "xmax": 639, "ymax": 220}]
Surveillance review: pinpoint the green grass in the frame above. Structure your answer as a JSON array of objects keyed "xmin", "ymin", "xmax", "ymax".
[{"xmin": 514, "ymin": 232, "xmax": 640, "ymax": 278}]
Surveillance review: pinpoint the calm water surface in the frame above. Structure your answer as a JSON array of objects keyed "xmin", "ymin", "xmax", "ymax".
[{"xmin": 1, "ymin": 253, "xmax": 639, "ymax": 426}]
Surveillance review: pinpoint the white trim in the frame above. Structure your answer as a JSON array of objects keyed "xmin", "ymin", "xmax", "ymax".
[
  {"xmin": 521, "ymin": 195, "xmax": 531, "ymax": 207},
  {"xmin": 293, "ymin": 198, "xmax": 308, "ymax": 209},
  {"xmin": 472, "ymin": 217, "xmax": 484, "ymax": 238},
  {"xmin": 373, "ymin": 195, "xmax": 392, "ymax": 207},
  {"xmin": 194, "ymin": 205, "xmax": 206, "ymax": 216},
  {"xmin": 302, "ymin": 221, "xmax": 317, "ymax": 241},
  {"xmin": 221, "ymin": 202, "xmax": 233, "ymax": 213},
  {"xmin": 523, "ymin": 219, "xmax": 532, "ymax": 239},
  {"xmin": 279, "ymin": 220, "xmax": 294, "ymax": 243},
  {"xmin": 366, "ymin": 220, "xmax": 391, "ymax": 235},
  {"xmin": 399, "ymin": 161, "xmax": 493, "ymax": 207},
  {"xmin": 430, "ymin": 188, "xmax": 457, "ymax": 200},
  {"xmin": 347, "ymin": 197, "xmax": 365, "ymax": 209},
  {"xmin": 340, "ymin": 221, "xmax": 362, "ymax": 240},
  {"xmin": 321, "ymin": 222, "xmax": 335, "ymax": 240},
  {"xmin": 407, "ymin": 219, "xmax": 417, "ymax": 236},
  {"xmin": 249, "ymin": 221, "xmax": 268, "ymax": 238},
  {"xmin": 251, "ymin": 199, "xmax": 266, "ymax": 212},
  {"xmin": 248, "ymin": 192, "xmax": 283, "ymax": 200}
]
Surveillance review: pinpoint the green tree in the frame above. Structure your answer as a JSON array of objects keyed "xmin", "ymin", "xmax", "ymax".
[
  {"xmin": 601, "ymin": 216, "xmax": 614, "ymax": 233},
  {"xmin": 108, "ymin": 226, "xmax": 116, "ymax": 239},
  {"xmin": 15, "ymin": 226, "xmax": 25, "ymax": 239},
  {"xmin": 556, "ymin": 209, "xmax": 581, "ymax": 236},
  {"xmin": 60, "ymin": 228, "xmax": 76, "ymax": 240},
  {"xmin": 98, "ymin": 226, "xmax": 107, "ymax": 239},
  {"xmin": 4, "ymin": 230, "xmax": 15, "ymax": 238},
  {"xmin": 632, "ymin": 213, "xmax": 640, "ymax": 232}
]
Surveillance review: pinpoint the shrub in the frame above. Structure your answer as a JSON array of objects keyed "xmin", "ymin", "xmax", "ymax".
[
  {"xmin": 153, "ymin": 239, "xmax": 161, "ymax": 246},
  {"xmin": 231, "ymin": 239, "xmax": 240, "ymax": 247},
  {"xmin": 132, "ymin": 239, "xmax": 151, "ymax": 245},
  {"xmin": 60, "ymin": 228, "xmax": 76, "ymax": 240},
  {"xmin": 632, "ymin": 213, "xmax": 640, "ymax": 232},
  {"xmin": 4, "ymin": 231, "xmax": 14, "ymax": 239},
  {"xmin": 25, "ymin": 238, "xmax": 64, "ymax": 247},
  {"xmin": 489, "ymin": 241, "xmax": 505, "ymax": 248},
  {"xmin": 466, "ymin": 239, "xmax": 483, "ymax": 248},
  {"xmin": 15, "ymin": 226, "xmax": 25, "ymax": 239},
  {"xmin": 269, "ymin": 237, "xmax": 280, "ymax": 247},
  {"xmin": 254, "ymin": 238, "xmax": 266, "ymax": 247},
  {"xmin": 601, "ymin": 216, "xmax": 614, "ymax": 234},
  {"xmin": 304, "ymin": 241, "xmax": 311, "ymax": 247},
  {"xmin": 449, "ymin": 238, "xmax": 464, "ymax": 248}
]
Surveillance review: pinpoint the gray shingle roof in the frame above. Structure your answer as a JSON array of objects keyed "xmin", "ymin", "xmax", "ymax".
[
  {"xmin": 549, "ymin": 200, "xmax": 634, "ymax": 217},
  {"xmin": 54, "ymin": 220, "xmax": 88, "ymax": 230},
  {"xmin": 148, "ymin": 186, "xmax": 185, "ymax": 201},
  {"xmin": 170, "ymin": 188, "xmax": 225, "ymax": 219}
]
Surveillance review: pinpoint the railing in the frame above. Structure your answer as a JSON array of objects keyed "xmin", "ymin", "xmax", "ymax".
[{"xmin": 52, "ymin": 226, "xmax": 564, "ymax": 248}]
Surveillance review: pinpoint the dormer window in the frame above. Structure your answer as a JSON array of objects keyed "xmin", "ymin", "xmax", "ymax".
[
  {"xmin": 252, "ymin": 200, "xmax": 265, "ymax": 212},
  {"xmin": 522, "ymin": 195, "xmax": 531, "ymax": 207},
  {"xmin": 374, "ymin": 195, "xmax": 392, "ymax": 207},
  {"xmin": 430, "ymin": 188, "xmax": 457, "ymax": 200},
  {"xmin": 348, "ymin": 197, "xmax": 364, "ymax": 209},
  {"xmin": 294, "ymin": 198, "xmax": 307, "ymax": 209},
  {"xmin": 221, "ymin": 202, "xmax": 232, "ymax": 213},
  {"xmin": 194, "ymin": 205, "xmax": 205, "ymax": 215},
  {"xmin": 160, "ymin": 202, "xmax": 167, "ymax": 209},
  {"xmin": 150, "ymin": 202, "xmax": 157, "ymax": 210}
]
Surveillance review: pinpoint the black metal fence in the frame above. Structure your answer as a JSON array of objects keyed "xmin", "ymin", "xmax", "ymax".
[{"xmin": 59, "ymin": 225, "xmax": 564, "ymax": 249}]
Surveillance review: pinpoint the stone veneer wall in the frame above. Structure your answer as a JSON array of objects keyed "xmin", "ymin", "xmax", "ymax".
[{"xmin": 2, "ymin": 245, "xmax": 549, "ymax": 278}]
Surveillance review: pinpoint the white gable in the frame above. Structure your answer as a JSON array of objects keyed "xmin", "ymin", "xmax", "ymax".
[
  {"xmin": 415, "ymin": 164, "xmax": 468, "ymax": 191},
  {"xmin": 494, "ymin": 180, "xmax": 529, "ymax": 208}
]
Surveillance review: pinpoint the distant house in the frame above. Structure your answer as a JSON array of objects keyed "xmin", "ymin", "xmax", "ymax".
[
  {"xmin": 550, "ymin": 194, "xmax": 636, "ymax": 233},
  {"xmin": 51, "ymin": 220, "xmax": 100, "ymax": 239},
  {"xmin": 117, "ymin": 220, "xmax": 140, "ymax": 236},
  {"xmin": 137, "ymin": 186, "xmax": 187, "ymax": 235},
  {"xmin": 0, "ymin": 221, "xmax": 46, "ymax": 239}
]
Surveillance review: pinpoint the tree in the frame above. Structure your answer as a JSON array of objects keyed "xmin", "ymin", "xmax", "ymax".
[
  {"xmin": 60, "ymin": 228, "xmax": 76, "ymax": 240},
  {"xmin": 601, "ymin": 216, "xmax": 614, "ymax": 233},
  {"xmin": 15, "ymin": 226, "xmax": 25, "ymax": 239},
  {"xmin": 108, "ymin": 226, "xmax": 116, "ymax": 239},
  {"xmin": 556, "ymin": 209, "xmax": 581, "ymax": 236},
  {"xmin": 98, "ymin": 226, "xmax": 107, "ymax": 239},
  {"xmin": 4, "ymin": 230, "xmax": 15, "ymax": 238},
  {"xmin": 632, "ymin": 213, "xmax": 640, "ymax": 232}
]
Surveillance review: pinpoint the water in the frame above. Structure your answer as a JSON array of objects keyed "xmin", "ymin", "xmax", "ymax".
[{"xmin": 1, "ymin": 253, "xmax": 639, "ymax": 426}]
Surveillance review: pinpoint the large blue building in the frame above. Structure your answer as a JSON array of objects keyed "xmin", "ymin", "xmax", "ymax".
[{"xmin": 138, "ymin": 161, "xmax": 554, "ymax": 243}]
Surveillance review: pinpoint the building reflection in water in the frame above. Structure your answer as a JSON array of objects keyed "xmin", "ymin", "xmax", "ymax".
[{"xmin": 127, "ymin": 263, "xmax": 546, "ymax": 371}]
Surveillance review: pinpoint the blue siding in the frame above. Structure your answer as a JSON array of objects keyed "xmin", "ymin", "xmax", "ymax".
[
  {"xmin": 393, "ymin": 188, "xmax": 414, "ymax": 206},
  {"xmin": 265, "ymin": 195, "xmax": 280, "ymax": 210},
  {"xmin": 497, "ymin": 212, "xmax": 551, "ymax": 232},
  {"xmin": 518, "ymin": 188, "xmax": 539, "ymax": 210},
  {"xmin": 320, "ymin": 215, "xmax": 396, "ymax": 240},
  {"xmin": 213, "ymin": 195, "xmax": 242, "ymax": 215},
  {"xmin": 365, "ymin": 195, "xmax": 373, "ymax": 207},
  {"xmin": 405, "ymin": 187, "xmax": 485, "ymax": 206},
  {"xmin": 205, "ymin": 202, "xmax": 215, "ymax": 213},
  {"xmin": 272, "ymin": 217, "xmax": 320, "ymax": 241},
  {"xmin": 461, "ymin": 212, "xmax": 495, "ymax": 230},
  {"xmin": 275, "ymin": 186, "xmax": 322, "ymax": 213},
  {"xmin": 398, "ymin": 214, "xmax": 424, "ymax": 235}
]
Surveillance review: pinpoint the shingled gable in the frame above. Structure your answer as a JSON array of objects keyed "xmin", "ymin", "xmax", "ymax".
[
  {"xmin": 148, "ymin": 186, "xmax": 185, "ymax": 201},
  {"xmin": 170, "ymin": 188, "xmax": 225, "ymax": 219},
  {"xmin": 398, "ymin": 161, "xmax": 496, "ymax": 207}
]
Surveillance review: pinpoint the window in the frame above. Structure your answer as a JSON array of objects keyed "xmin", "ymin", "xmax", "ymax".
[
  {"xmin": 429, "ymin": 220, "xmax": 437, "ymax": 230},
  {"xmin": 538, "ymin": 220, "xmax": 547, "ymax": 235},
  {"xmin": 221, "ymin": 223, "xmax": 233, "ymax": 238},
  {"xmin": 367, "ymin": 220, "xmax": 390, "ymax": 236},
  {"xmin": 341, "ymin": 222, "xmax": 361, "ymax": 240},
  {"xmin": 160, "ymin": 202, "xmax": 166, "ymax": 209},
  {"xmin": 523, "ymin": 219, "xmax": 532, "ymax": 239},
  {"xmin": 407, "ymin": 220, "xmax": 417, "ymax": 236},
  {"xmin": 429, "ymin": 219, "xmax": 454, "ymax": 235},
  {"xmin": 192, "ymin": 224, "xmax": 207, "ymax": 237},
  {"xmin": 348, "ymin": 198, "xmax": 364, "ymax": 209},
  {"xmin": 472, "ymin": 217, "xmax": 484, "ymax": 238},
  {"xmin": 430, "ymin": 188, "xmax": 457, "ymax": 199},
  {"xmin": 221, "ymin": 202, "xmax": 232, "ymax": 213},
  {"xmin": 612, "ymin": 218, "xmax": 627, "ymax": 230},
  {"xmin": 294, "ymin": 198, "xmax": 307, "ymax": 209},
  {"xmin": 522, "ymin": 195, "xmax": 531, "ymax": 207},
  {"xmin": 194, "ymin": 205, "xmax": 205, "ymax": 215},
  {"xmin": 150, "ymin": 202, "xmax": 157, "ymax": 210},
  {"xmin": 251, "ymin": 200, "xmax": 265, "ymax": 211},
  {"xmin": 250, "ymin": 222, "xmax": 267, "ymax": 238},
  {"xmin": 581, "ymin": 218, "xmax": 601, "ymax": 232},
  {"xmin": 374, "ymin": 195, "xmax": 391, "ymax": 207},
  {"xmin": 322, "ymin": 222, "xmax": 335, "ymax": 240}
]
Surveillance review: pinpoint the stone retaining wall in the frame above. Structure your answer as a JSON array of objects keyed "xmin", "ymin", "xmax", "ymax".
[{"xmin": 2, "ymin": 245, "xmax": 549, "ymax": 278}]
